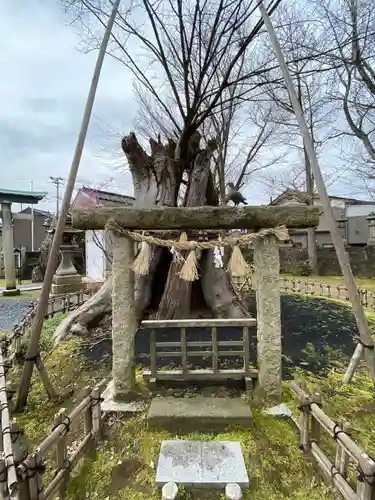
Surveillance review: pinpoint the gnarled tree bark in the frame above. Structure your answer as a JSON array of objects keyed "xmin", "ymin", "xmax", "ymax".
[{"xmin": 54, "ymin": 132, "xmax": 250, "ymax": 343}]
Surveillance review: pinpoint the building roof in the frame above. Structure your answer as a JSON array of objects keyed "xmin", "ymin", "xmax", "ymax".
[
  {"xmin": 270, "ymin": 189, "xmax": 367, "ymax": 206},
  {"xmin": 80, "ymin": 186, "xmax": 135, "ymax": 205},
  {"xmin": 19, "ymin": 207, "xmax": 51, "ymax": 217},
  {"xmin": 0, "ymin": 188, "xmax": 47, "ymax": 204}
]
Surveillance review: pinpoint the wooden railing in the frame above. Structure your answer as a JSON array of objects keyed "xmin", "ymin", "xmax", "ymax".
[
  {"xmin": 232, "ymin": 275, "xmax": 375, "ymax": 310},
  {"xmin": 0, "ymin": 346, "xmax": 18, "ymax": 499},
  {"xmin": 13, "ymin": 380, "xmax": 106, "ymax": 500},
  {"xmin": 141, "ymin": 318, "xmax": 258, "ymax": 387},
  {"xmin": 291, "ymin": 383, "xmax": 375, "ymax": 500},
  {"xmin": 7, "ymin": 290, "xmax": 93, "ymax": 364}
]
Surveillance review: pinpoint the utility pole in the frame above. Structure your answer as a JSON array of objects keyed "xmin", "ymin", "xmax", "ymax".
[
  {"xmin": 50, "ymin": 176, "xmax": 64, "ymax": 216},
  {"xmin": 30, "ymin": 181, "xmax": 34, "ymax": 251}
]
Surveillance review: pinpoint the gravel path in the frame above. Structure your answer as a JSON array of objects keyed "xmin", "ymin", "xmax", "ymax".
[{"xmin": 0, "ymin": 298, "xmax": 34, "ymax": 332}]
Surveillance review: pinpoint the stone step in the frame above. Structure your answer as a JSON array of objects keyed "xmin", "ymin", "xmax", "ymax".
[{"xmin": 148, "ymin": 396, "xmax": 252, "ymax": 432}]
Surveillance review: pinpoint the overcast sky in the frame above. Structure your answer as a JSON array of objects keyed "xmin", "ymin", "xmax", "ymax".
[
  {"xmin": 0, "ymin": 0, "xmax": 370, "ymax": 215},
  {"xmin": 0, "ymin": 0, "xmax": 136, "ymax": 213}
]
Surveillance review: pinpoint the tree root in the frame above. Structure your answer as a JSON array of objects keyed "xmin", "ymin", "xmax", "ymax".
[{"xmin": 53, "ymin": 278, "xmax": 112, "ymax": 345}]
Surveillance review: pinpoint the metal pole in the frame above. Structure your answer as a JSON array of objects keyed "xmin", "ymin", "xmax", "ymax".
[
  {"xmin": 16, "ymin": 0, "xmax": 122, "ymax": 411},
  {"xmin": 30, "ymin": 181, "xmax": 34, "ymax": 252},
  {"xmin": 257, "ymin": 0, "xmax": 375, "ymax": 384},
  {"xmin": 56, "ymin": 180, "xmax": 60, "ymax": 217}
]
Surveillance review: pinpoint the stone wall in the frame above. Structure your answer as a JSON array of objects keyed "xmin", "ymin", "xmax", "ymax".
[{"xmin": 243, "ymin": 245, "xmax": 375, "ymax": 277}]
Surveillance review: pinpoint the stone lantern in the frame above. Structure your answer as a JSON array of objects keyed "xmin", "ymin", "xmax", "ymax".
[
  {"xmin": 366, "ymin": 212, "xmax": 375, "ymax": 246},
  {"xmin": 336, "ymin": 217, "xmax": 348, "ymax": 246},
  {"xmin": 51, "ymin": 214, "xmax": 83, "ymax": 295}
]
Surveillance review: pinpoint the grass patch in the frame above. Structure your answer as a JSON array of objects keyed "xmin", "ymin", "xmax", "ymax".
[
  {"xmin": 7, "ymin": 299, "xmax": 375, "ymax": 500},
  {"xmin": 0, "ymin": 290, "xmax": 40, "ymax": 300},
  {"xmin": 9, "ymin": 313, "xmax": 109, "ymax": 447},
  {"xmin": 0, "ymin": 279, "xmax": 33, "ymax": 287}
]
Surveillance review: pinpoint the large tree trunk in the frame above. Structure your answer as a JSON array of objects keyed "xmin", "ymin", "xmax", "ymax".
[{"xmin": 54, "ymin": 132, "xmax": 249, "ymax": 343}]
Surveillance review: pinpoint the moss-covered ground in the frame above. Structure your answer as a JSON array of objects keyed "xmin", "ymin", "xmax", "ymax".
[{"xmin": 5, "ymin": 294, "xmax": 375, "ymax": 500}]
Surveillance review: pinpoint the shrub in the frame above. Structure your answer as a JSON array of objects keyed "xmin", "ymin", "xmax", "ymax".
[{"xmin": 291, "ymin": 260, "xmax": 312, "ymax": 276}]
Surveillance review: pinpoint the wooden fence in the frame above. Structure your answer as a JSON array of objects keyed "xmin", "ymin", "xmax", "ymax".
[
  {"xmin": 7, "ymin": 291, "xmax": 93, "ymax": 364},
  {"xmin": 291, "ymin": 383, "xmax": 375, "ymax": 500},
  {"xmin": 141, "ymin": 318, "xmax": 258, "ymax": 388},
  {"xmin": 0, "ymin": 345, "xmax": 18, "ymax": 499},
  {"xmin": 232, "ymin": 275, "xmax": 375, "ymax": 310},
  {"xmin": 0, "ymin": 380, "xmax": 106, "ymax": 500}
]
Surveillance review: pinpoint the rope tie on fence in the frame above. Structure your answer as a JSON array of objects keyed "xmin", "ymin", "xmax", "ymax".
[
  {"xmin": 332, "ymin": 423, "xmax": 346, "ymax": 441},
  {"xmin": 26, "ymin": 462, "xmax": 46, "ymax": 478},
  {"xmin": 10, "ymin": 429, "xmax": 24, "ymax": 443},
  {"xmin": 297, "ymin": 402, "xmax": 312, "ymax": 413},
  {"xmin": 357, "ymin": 338, "xmax": 375, "ymax": 350},
  {"xmin": 357, "ymin": 466, "xmax": 375, "ymax": 485},
  {"xmin": 52, "ymin": 416, "xmax": 71, "ymax": 437},
  {"xmin": 24, "ymin": 353, "xmax": 40, "ymax": 363},
  {"xmin": 90, "ymin": 394, "xmax": 104, "ymax": 406},
  {"xmin": 330, "ymin": 465, "xmax": 341, "ymax": 482},
  {"xmin": 0, "ymin": 402, "xmax": 9, "ymax": 412},
  {"xmin": 53, "ymin": 457, "xmax": 73, "ymax": 478}
]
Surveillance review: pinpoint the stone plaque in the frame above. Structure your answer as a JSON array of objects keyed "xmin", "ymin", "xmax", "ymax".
[{"xmin": 156, "ymin": 440, "xmax": 249, "ymax": 489}]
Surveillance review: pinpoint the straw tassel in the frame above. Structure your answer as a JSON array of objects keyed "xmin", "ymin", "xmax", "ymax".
[
  {"xmin": 178, "ymin": 248, "xmax": 199, "ymax": 281},
  {"xmin": 177, "ymin": 232, "xmax": 199, "ymax": 281},
  {"xmin": 227, "ymin": 244, "xmax": 250, "ymax": 277},
  {"xmin": 131, "ymin": 236, "xmax": 151, "ymax": 275}
]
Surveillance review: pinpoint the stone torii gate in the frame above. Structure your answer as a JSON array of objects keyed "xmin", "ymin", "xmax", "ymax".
[
  {"xmin": 72, "ymin": 204, "xmax": 319, "ymax": 400},
  {"xmin": 0, "ymin": 188, "xmax": 47, "ymax": 296}
]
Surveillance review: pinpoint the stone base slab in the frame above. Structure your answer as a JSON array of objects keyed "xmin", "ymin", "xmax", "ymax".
[
  {"xmin": 53, "ymin": 274, "xmax": 82, "ymax": 285},
  {"xmin": 148, "ymin": 396, "xmax": 252, "ymax": 432},
  {"xmin": 51, "ymin": 282, "xmax": 83, "ymax": 295},
  {"xmin": 2, "ymin": 288, "xmax": 20, "ymax": 297}
]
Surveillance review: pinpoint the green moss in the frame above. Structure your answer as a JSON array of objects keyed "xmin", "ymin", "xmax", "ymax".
[
  {"xmin": 9, "ymin": 306, "xmax": 375, "ymax": 500},
  {"xmin": 10, "ymin": 313, "xmax": 108, "ymax": 445}
]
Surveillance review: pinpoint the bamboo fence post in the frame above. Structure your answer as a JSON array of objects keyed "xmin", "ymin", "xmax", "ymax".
[
  {"xmin": 310, "ymin": 394, "xmax": 321, "ymax": 445},
  {"xmin": 54, "ymin": 409, "xmax": 69, "ymax": 499},
  {"xmin": 299, "ymin": 394, "xmax": 311, "ymax": 454},
  {"xmin": 334, "ymin": 420, "xmax": 346, "ymax": 500},
  {"xmin": 0, "ymin": 346, "xmax": 18, "ymax": 496},
  {"xmin": 12, "ymin": 419, "xmax": 30, "ymax": 500},
  {"xmin": 90, "ymin": 388, "xmax": 102, "ymax": 438},
  {"xmin": 82, "ymin": 388, "xmax": 93, "ymax": 437},
  {"xmin": 357, "ymin": 456, "xmax": 375, "ymax": 500},
  {"xmin": 0, "ymin": 454, "xmax": 8, "ymax": 500},
  {"xmin": 28, "ymin": 452, "xmax": 45, "ymax": 500}
]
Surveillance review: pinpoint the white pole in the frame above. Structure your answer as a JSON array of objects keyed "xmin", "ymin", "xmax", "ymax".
[
  {"xmin": 30, "ymin": 180, "xmax": 34, "ymax": 251},
  {"xmin": 257, "ymin": 0, "xmax": 375, "ymax": 384},
  {"xmin": 16, "ymin": 0, "xmax": 122, "ymax": 411}
]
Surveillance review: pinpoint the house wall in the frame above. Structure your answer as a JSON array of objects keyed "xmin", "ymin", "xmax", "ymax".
[
  {"xmin": 273, "ymin": 195, "xmax": 375, "ymax": 247},
  {"xmin": 85, "ymin": 230, "xmax": 106, "ymax": 281},
  {"xmin": 244, "ymin": 246, "xmax": 375, "ymax": 277},
  {"xmin": 13, "ymin": 214, "xmax": 47, "ymax": 251}
]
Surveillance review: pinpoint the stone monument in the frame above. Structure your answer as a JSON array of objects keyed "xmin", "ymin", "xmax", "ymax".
[
  {"xmin": 51, "ymin": 214, "xmax": 83, "ymax": 295},
  {"xmin": 156, "ymin": 440, "xmax": 249, "ymax": 498}
]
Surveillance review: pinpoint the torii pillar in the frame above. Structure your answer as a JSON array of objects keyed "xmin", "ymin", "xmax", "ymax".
[
  {"xmin": 0, "ymin": 188, "xmax": 47, "ymax": 296},
  {"xmin": 1, "ymin": 201, "xmax": 18, "ymax": 295}
]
